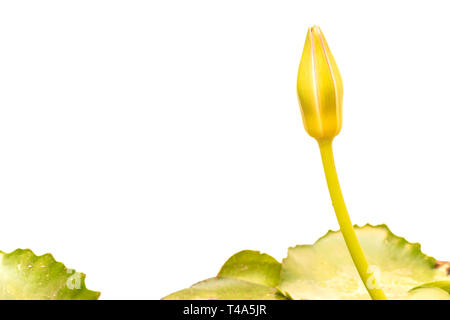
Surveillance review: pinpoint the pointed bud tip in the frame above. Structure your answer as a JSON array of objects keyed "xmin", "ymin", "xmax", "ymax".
[{"xmin": 308, "ymin": 25, "xmax": 322, "ymax": 34}]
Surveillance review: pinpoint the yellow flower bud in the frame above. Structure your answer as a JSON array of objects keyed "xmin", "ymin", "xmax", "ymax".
[{"xmin": 297, "ymin": 26, "xmax": 343, "ymax": 141}]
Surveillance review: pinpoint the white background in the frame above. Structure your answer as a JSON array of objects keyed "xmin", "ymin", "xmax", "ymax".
[{"xmin": 0, "ymin": 1, "xmax": 448, "ymax": 299}]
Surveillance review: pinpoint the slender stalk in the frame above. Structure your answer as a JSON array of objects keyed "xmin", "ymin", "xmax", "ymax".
[{"xmin": 318, "ymin": 139, "xmax": 387, "ymax": 300}]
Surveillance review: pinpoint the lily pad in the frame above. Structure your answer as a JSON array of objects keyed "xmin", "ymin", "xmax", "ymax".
[
  {"xmin": 164, "ymin": 250, "xmax": 288, "ymax": 300},
  {"xmin": 163, "ymin": 224, "xmax": 448, "ymax": 300},
  {"xmin": 412, "ymin": 280, "xmax": 450, "ymax": 294},
  {"xmin": 218, "ymin": 250, "xmax": 281, "ymax": 287},
  {"xmin": 279, "ymin": 224, "xmax": 449, "ymax": 300},
  {"xmin": 162, "ymin": 277, "xmax": 288, "ymax": 300},
  {"xmin": 0, "ymin": 249, "xmax": 100, "ymax": 300},
  {"xmin": 400, "ymin": 287, "xmax": 450, "ymax": 300}
]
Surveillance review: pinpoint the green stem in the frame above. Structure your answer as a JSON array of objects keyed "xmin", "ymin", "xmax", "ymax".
[{"xmin": 318, "ymin": 139, "xmax": 387, "ymax": 300}]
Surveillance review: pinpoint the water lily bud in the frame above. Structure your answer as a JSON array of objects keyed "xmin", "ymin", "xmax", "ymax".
[{"xmin": 297, "ymin": 26, "xmax": 343, "ymax": 141}]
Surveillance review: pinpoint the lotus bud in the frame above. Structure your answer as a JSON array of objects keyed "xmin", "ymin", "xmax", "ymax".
[{"xmin": 297, "ymin": 26, "xmax": 343, "ymax": 141}]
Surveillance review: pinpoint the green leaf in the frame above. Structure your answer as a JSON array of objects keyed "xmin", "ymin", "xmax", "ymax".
[
  {"xmin": 163, "ymin": 250, "xmax": 288, "ymax": 300},
  {"xmin": 217, "ymin": 250, "xmax": 281, "ymax": 287},
  {"xmin": 279, "ymin": 224, "xmax": 449, "ymax": 300},
  {"xmin": 411, "ymin": 280, "xmax": 450, "ymax": 294},
  {"xmin": 0, "ymin": 249, "xmax": 100, "ymax": 300},
  {"xmin": 162, "ymin": 277, "xmax": 288, "ymax": 300},
  {"xmin": 400, "ymin": 287, "xmax": 450, "ymax": 300}
]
